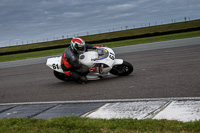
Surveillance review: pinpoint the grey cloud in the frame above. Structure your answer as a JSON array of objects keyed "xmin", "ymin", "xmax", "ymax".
[{"xmin": 0, "ymin": 0, "xmax": 200, "ymax": 47}]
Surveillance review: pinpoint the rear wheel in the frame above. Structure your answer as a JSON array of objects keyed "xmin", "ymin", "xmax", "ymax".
[
  {"xmin": 110, "ymin": 61, "xmax": 133, "ymax": 76},
  {"xmin": 53, "ymin": 70, "xmax": 71, "ymax": 82}
]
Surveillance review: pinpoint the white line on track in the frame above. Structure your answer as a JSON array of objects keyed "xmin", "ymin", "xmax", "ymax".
[{"xmin": 1, "ymin": 97, "xmax": 200, "ymax": 106}]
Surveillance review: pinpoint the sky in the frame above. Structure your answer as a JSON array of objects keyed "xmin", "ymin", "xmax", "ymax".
[{"xmin": 0, "ymin": 0, "xmax": 200, "ymax": 47}]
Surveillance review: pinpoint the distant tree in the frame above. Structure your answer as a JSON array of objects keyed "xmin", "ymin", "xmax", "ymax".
[{"xmin": 184, "ymin": 17, "xmax": 187, "ymax": 22}]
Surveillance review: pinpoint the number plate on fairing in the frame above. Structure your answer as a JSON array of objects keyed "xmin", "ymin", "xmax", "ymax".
[{"xmin": 46, "ymin": 56, "xmax": 64, "ymax": 73}]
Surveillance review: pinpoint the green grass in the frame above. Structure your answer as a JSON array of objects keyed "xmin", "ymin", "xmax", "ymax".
[
  {"xmin": 102, "ymin": 30, "xmax": 200, "ymax": 47},
  {"xmin": 0, "ymin": 30, "xmax": 200, "ymax": 62},
  {"xmin": 0, "ymin": 19, "xmax": 200, "ymax": 53},
  {"xmin": 0, "ymin": 48, "xmax": 65, "ymax": 62},
  {"xmin": 0, "ymin": 117, "xmax": 200, "ymax": 133}
]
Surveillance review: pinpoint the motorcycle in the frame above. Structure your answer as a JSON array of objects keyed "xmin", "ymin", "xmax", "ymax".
[{"xmin": 46, "ymin": 47, "xmax": 133, "ymax": 82}]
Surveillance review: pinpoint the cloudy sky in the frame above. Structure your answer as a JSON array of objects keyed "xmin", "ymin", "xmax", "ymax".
[{"xmin": 0, "ymin": 0, "xmax": 200, "ymax": 47}]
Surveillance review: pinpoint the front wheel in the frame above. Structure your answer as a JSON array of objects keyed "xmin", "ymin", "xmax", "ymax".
[
  {"xmin": 53, "ymin": 70, "xmax": 71, "ymax": 82},
  {"xmin": 110, "ymin": 61, "xmax": 134, "ymax": 76}
]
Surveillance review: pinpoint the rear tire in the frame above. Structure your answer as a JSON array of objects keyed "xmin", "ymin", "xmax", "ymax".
[
  {"xmin": 53, "ymin": 70, "xmax": 71, "ymax": 82},
  {"xmin": 110, "ymin": 61, "xmax": 133, "ymax": 76}
]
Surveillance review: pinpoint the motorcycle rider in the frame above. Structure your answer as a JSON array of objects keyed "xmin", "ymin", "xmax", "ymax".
[{"xmin": 61, "ymin": 37, "xmax": 99, "ymax": 84}]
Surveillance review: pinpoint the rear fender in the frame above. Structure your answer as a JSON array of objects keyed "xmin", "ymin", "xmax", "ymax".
[{"xmin": 46, "ymin": 56, "xmax": 64, "ymax": 73}]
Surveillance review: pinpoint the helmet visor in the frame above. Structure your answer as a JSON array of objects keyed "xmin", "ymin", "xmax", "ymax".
[
  {"xmin": 77, "ymin": 46, "xmax": 84, "ymax": 51},
  {"xmin": 76, "ymin": 45, "xmax": 86, "ymax": 54}
]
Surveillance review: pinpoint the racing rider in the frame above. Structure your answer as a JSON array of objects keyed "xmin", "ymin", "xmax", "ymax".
[{"xmin": 61, "ymin": 37, "xmax": 99, "ymax": 84}]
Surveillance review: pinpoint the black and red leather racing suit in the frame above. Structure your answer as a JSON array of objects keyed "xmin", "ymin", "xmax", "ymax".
[{"xmin": 61, "ymin": 44, "xmax": 94, "ymax": 83}]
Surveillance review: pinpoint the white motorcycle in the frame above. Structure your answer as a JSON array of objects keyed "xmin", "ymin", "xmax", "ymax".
[{"xmin": 46, "ymin": 47, "xmax": 133, "ymax": 82}]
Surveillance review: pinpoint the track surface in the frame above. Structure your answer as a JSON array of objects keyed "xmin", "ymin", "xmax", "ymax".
[{"xmin": 1, "ymin": 40, "xmax": 200, "ymax": 104}]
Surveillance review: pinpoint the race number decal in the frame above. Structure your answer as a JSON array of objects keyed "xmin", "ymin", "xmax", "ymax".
[
  {"xmin": 109, "ymin": 52, "xmax": 115, "ymax": 60},
  {"xmin": 52, "ymin": 64, "xmax": 59, "ymax": 69}
]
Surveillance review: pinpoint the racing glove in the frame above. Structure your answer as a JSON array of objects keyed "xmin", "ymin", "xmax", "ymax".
[{"xmin": 93, "ymin": 45, "xmax": 103, "ymax": 49}]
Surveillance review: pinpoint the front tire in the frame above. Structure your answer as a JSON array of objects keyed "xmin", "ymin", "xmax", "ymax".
[{"xmin": 110, "ymin": 61, "xmax": 134, "ymax": 76}]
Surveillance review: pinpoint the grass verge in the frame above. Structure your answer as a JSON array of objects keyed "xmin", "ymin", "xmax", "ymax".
[
  {"xmin": 0, "ymin": 19, "xmax": 200, "ymax": 53},
  {"xmin": 0, "ymin": 30, "xmax": 200, "ymax": 62},
  {"xmin": 0, "ymin": 117, "xmax": 200, "ymax": 133}
]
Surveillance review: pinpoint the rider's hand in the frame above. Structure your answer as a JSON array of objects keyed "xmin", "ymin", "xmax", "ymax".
[
  {"xmin": 92, "ymin": 46, "xmax": 97, "ymax": 50},
  {"xmin": 93, "ymin": 45, "xmax": 103, "ymax": 49}
]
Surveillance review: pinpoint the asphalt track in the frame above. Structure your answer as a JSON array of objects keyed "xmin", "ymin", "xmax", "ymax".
[{"xmin": 0, "ymin": 37, "xmax": 200, "ymax": 104}]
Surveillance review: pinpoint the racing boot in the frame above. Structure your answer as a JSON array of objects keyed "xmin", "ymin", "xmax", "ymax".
[
  {"xmin": 78, "ymin": 76, "xmax": 88, "ymax": 85},
  {"xmin": 69, "ymin": 71, "xmax": 88, "ymax": 84}
]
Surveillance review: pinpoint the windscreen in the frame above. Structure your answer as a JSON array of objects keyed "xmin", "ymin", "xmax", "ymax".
[{"xmin": 97, "ymin": 48, "xmax": 109, "ymax": 59}]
